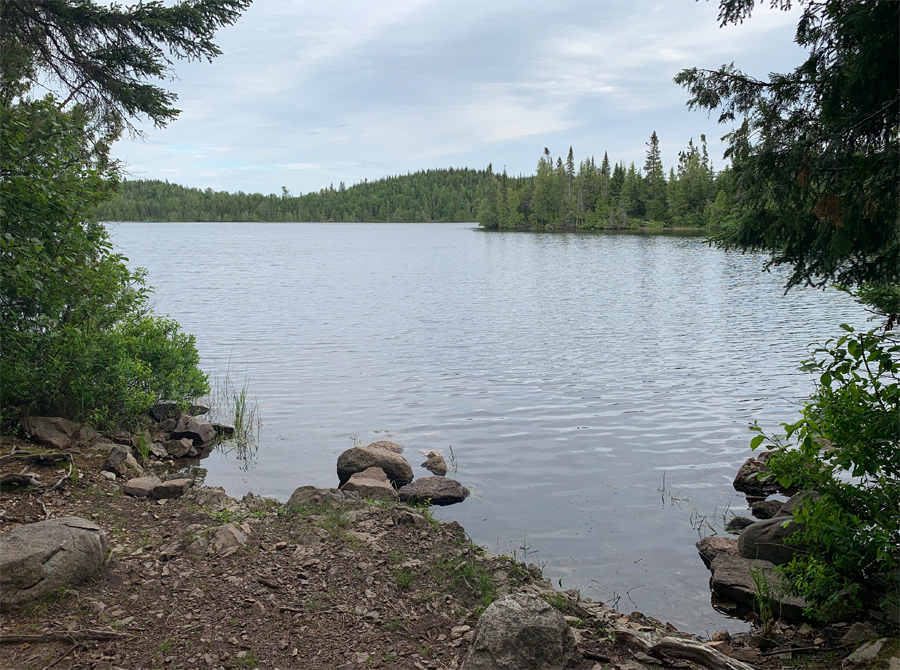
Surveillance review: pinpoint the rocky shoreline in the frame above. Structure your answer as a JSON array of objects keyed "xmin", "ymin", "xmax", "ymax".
[{"xmin": 1, "ymin": 418, "xmax": 897, "ymax": 669}]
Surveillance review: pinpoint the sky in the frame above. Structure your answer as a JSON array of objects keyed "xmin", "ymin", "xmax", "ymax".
[{"xmin": 111, "ymin": 0, "xmax": 808, "ymax": 195}]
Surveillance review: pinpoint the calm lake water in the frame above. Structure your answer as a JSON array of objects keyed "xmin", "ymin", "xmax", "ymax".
[{"xmin": 109, "ymin": 221, "xmax": 867, "ymax": 634}]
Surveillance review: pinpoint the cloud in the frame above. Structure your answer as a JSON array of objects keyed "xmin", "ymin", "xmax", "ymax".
[{"xmin": 111, "ymin": 0, "xmax": 806, "ymax": 194}]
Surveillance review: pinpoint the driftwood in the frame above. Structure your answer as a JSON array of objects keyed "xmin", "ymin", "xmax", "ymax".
[
  {"xmin": 0, "ymin": 473, "xmax": 42, "ymax": 488},
  {"xmin": 0, "ymin": 452, "xmax": 72, "ymax": 466},
  {"xmin": 0, "ymin": 629, "xmax": 130, "ymax": 644},
  {"xmin": 649, "ymin": 637, "xmax": 756, "ymax": 670}
]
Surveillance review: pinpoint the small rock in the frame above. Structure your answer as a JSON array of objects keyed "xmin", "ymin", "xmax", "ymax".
[
  {"xmin": 421, "ymin": 451, "xmax": 448, "ymax": 476},
  {"xmin": 100, "ymin": 471, "xmax": 117, "ymax": 482},
  {"xmin": 750, "ymin": 499, "xmax": 784, "ymax": 519},
  {"xmin": 353, "ymin": 652, "xmax": 369, "ymax": 664},
  {"xmin": 451, "ymin": 625, "xmax": 472, "ymax": 639},
  {"xmin": 170, "ymin": 413, "xmax": 217, "ymax": 446},
  {"xmin": 193, "ymin": 486, "xmax": 235, "ymax": 510},
  {"xmin": 251, "ymin": 601, "xmax": 266, "ymax": 615},
  {"xmin": 165, "ymin": 438, "xmax": 194, "ymax": 459},
  {"xmin": 124, "ymin": 475, "xmax": 162, "ymax": 498},
  {"xmin": 103, "ymin": 444, "xmax": 143, "ymax": 478},
  {"xmin": 725, "ymin": 516, "xmax": 756, "ymax": 534},
  {"xmin": 733, "ymin": 458, "xmax": 784, "ymax": 496},
  {"xmin": 150, "ymin": 478, "xmax": 193, "ymax": 500}
]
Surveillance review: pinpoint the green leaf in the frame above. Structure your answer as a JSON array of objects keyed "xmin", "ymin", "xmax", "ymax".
[{"xmin": 750, "ymin": 434, "xmax": 766, "ymax": 450}]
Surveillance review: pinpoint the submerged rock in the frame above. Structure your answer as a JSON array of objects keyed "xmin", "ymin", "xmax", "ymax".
[
  {"xmin": 398, "ymin": 476, "xmax": 469, "ymax": 506},
  {"xmin": 0, "ymin": 517, "xmax": 108, "ymax": 609},
  {"xmin": 336, "ymin": 446, "xmax": 413, "ymax": 488}
]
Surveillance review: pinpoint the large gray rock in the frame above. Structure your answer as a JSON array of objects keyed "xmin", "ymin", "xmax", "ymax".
[
  {"xmin": 738, "ymin": 516, "xmax": 801, "ymax": 565},
  {"xmin": 337, "ymin": 446, "xmax": 413, "ymax": 487},
  {"xmin": 340, "ymin": 467, "xmax": 398, "ymax": 501},
  {"xmin": 461, "ymin": 592, "xmax": 579, "ymax": 669},
  {"xmin": 0, "ymin": 517, "xmax": 108, "ymax": 609},
  {"xmin": 170, "ymin": 413, "xmax": 217, "ymax": 446},
  {"xmin": 124, "ymin": 475, "xmax": 162, "ymax": 498},
  {"xmin": 398, "ymin": 476, "xmax": 469, "ymax": 506},
  {"xmin": 22, "ymin": 417, "xmax": 87, "ymax": 451},
  {"xmin": 103, "ymin": 444, "xmax": 143, "ymax": 478},
  {"xmin": 367, "ymin": 440, "xmax": 403, "ymax": 453},
  {"xmin": 709, "ymin": 554, "xmax": 808, "ymax": 621}
]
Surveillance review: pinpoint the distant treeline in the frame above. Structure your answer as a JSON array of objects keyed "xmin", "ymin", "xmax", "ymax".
[
  {"xmin": 477, "ymin": 133, "xmax": 735, "ymax": 230},
  {"xmin": 94, "ymin": 168, "xmax": 491, "ymax": 222},
  {"xmin": 96, "ymin": 133, "xmax": 735, "ymax": 229}
]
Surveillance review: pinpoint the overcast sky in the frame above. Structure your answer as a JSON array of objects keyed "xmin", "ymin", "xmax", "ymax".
[{"xmin": 111, "ymin": 0, "xmax": 806, "ymax": 195}]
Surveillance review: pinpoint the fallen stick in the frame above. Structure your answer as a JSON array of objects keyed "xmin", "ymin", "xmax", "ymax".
[
  {"xmin": 0, "ymin": 630, "xmax": 130, "ymax": 645},
  {"xmin": 649, "ymin": 637, "xmax": 755, "ymax": 670}
]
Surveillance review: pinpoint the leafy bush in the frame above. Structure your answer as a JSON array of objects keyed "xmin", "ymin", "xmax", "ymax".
[
  {"xmin": 751, "ymin": 307, "xmax": 899, "ymax": 620},
  {"xmin": 1, "ymin": 97, "xmax": 207, "ymax": 428}
]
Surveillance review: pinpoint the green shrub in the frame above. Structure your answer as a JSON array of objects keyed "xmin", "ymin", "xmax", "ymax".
[
  {"xmin": 1, "ymin": 97, "xmax": 207, "ymax": 429},
  {"xmin": 751, "ymin": 304, "xmax": 899, "ymax": 620}
]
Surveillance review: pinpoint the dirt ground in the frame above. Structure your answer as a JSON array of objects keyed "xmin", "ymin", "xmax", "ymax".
[{"xmin": 0, "ymin": 439, "xmax": 894, "ymax": 670}]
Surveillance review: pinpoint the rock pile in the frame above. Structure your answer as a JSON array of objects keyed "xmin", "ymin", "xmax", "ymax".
[{"xmin": 335, "ymin": 441, "xmax": 469, "ymax": 506}]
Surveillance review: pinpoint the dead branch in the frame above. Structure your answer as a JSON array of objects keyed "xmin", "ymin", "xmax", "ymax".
[{"xmin": 0, "ymin": 630, "xmax": 130, "ymax": 645}]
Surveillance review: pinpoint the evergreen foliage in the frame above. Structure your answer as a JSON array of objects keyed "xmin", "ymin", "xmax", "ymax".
[
  {"xmin": 676, "ymin": 0, "xmax": 899, "ymax": 288},
  {"xmin": 94, "ymin": 168, "xmax": 491, "ymax": 222},
  {"xmin": 477, "ymin": 134, "xmax": 729, "ymax": 230}
]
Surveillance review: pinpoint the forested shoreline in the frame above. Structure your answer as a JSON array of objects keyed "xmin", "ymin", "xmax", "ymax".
[
  {"xmin": 95, "ymin": 133, "xmax": 734, "ymax": 230},
  {"xmin": 476, "ymin": 134, "xmax": 733, "ymax": 231},
  {"xmin": 94, "ymin": 168, "xmax": 490, "ymax": 222}
]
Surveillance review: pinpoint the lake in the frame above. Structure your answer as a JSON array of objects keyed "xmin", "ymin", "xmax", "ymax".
[{"xmin": 109, "ymin": 221, "xmax": 868, "ymax": 634}]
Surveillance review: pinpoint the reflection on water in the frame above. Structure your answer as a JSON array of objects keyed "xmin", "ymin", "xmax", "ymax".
[{"xmin": 109, "ymin": 221, "xmax": 868, "ymax": 633}]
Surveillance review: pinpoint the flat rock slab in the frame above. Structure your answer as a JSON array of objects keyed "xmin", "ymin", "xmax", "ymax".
[
  {"xmin": 398, "ymin": 476, "xmax": 469, "ymax": 506},
  {"xmin": 0, "ymin": 517, "xmax": 108, "ymax": 609},
  {"xmin": 461, "ymin": 592, "xmax": 578, "ymax": 670},
  {"xmin": 284, "ymin": 485, "xmax": 360, "ymax": 509},
  {"xmin": 709, "ymin": 554, "xmax": 808, "ymax": 621},
  {"xmin": 696, "ymin": 536, "xmax": 739, "ymax": 569},
  {"xmin": 124, "ymin": 475, "xmax": 162, "ymax": 497},
  {"xmin": 341, "ymin": 467, "xmax": 398, "ymax": 501},
  {"xmin": 171, "ymin": 413, "xmax": 216, "ymax": 446},
  {"xmin": 150, "ymin": 478, "xmax": 193, "ymax": 499},
  {"xmin": 738, "ymin": 515, "xmax": 800, "ymax": 565},
  {"xmin": 337, "ymin": 446, "xmax": 413, "ymax": 488},
  {"xmin": 750, "ymin": 500, "xmax": 784, "ymax": 519}
]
